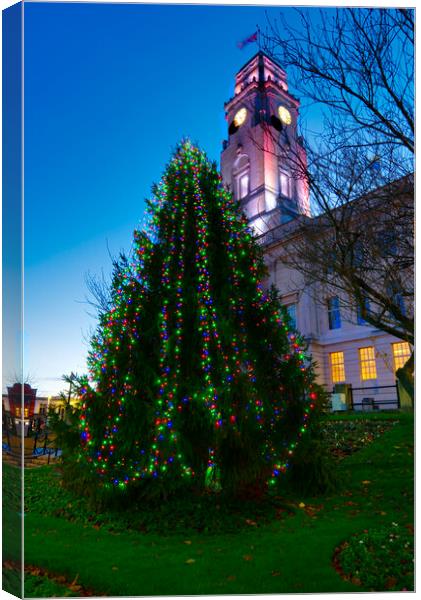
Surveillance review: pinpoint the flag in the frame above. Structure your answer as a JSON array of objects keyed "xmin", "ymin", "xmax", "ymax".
[{"xmin": 237, "ymin": 31, "xmax": 258, "ymax": 50}]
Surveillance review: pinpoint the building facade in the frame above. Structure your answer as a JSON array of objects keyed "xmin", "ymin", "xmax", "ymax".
[{"xmin": 221, "ymin": 52, "xmax": 412, "ymax": 409}]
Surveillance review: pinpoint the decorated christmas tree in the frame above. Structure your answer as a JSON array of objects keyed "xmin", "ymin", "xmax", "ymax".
[{"xmin": 79, "ymin": 141, "xmax": 317, "ymax": 496}]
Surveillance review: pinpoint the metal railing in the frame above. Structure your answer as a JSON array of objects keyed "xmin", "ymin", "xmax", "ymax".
[{"xmin": 330, "ymin": 383, "xmax": 400, "ymax": 411}]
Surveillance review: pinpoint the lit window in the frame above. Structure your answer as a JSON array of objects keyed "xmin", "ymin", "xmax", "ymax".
[
  {"xmin": 15, "ymin": 407, "xmax": 21, "ymax": 417},
  {"xmin": 238, "ymin": 172, "xmax": 249, "ymax": 199},
  {"xmin": 330, "ymin": 352, "xmax": 346, "ymax": 383},
  {"xmin": 392, "ymin": 342, "xmax": 411, "ymax": 372},
  {"xmin": 285, "ymin": 304, "xmax": 297, "ymax": 328},
  {"xmin": 359, "ymin": 346, "xmax": 377, "ymax": 380},
  {"xmin": 328, "ymin": 297, "xmax": 341, "ymax": 329},
  {"xmin": 279, "ymin": 170, "xmax": 291, "ymax": 198},
  {"xmin": 24, "ymin": 408, "xmax": 29, "ymax": 418}
]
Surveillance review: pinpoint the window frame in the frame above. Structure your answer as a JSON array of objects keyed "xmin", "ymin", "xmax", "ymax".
[
  {"xmin": 359, "ymin": 346, "xmax": 378, "ymax": 381},
  {"xmin": 238, "ymin": 171, "xmax": 249, "ymax": 200},
  {"xmin": 279, "ymin": 169, "xmax": 292, "ymax": 199},
  {"xmin": 330, "ymin": 351, "xmax": 346, "ymax": 383},
  {"xmin": 285, "ymin": 303, "xmax": 297, "ymax": 329},
  {"xmin": 392, "ymin": 342, "xmax": 411, "ymax": 372},
  {"xmin": 327, "ymin": 296, "xmax": 342, "ymax": 330},
  {"xmin": 356, "ymin": 296, "xmax": 370, "ymax": 326}
]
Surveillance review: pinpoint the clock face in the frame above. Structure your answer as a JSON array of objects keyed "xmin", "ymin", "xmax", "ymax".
[
  {"xmin": 278, "ymin": 106, "xmax": 292, "ymax": 125},
  {"xmin": 233, "ymin": 107, "xmax": 247, "ymax": 127}
]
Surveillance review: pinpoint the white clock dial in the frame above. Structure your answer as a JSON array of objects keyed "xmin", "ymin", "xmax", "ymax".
[
  {"xmin": 278, "ymin": 106, "xmax": 292, "ymax": 125},
  {"xmin": 233, "ymin": 107, "xmax": 247, "ymax": 127}
]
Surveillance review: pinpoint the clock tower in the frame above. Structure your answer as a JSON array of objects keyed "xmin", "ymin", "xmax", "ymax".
[{"xmin": 221, "ymin": 52, "xmax": 310, "ymax": 235}]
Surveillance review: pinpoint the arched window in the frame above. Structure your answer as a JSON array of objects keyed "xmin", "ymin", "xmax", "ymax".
[{"xmin": 233, "ymin": 153, "xmax": 250, "ymax": 200}]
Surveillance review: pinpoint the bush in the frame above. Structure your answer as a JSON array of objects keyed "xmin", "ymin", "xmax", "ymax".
[{"xmin": 338, "ymin": 524, "xmax": 414, "ymax": 591}]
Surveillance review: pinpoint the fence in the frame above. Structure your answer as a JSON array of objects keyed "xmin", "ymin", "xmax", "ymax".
[
  {"xmin": 2, "ymin": 410, "xmax": 61, "ymax": 466},
  {"xmin": 330, "ymin": 383, "xmax": 400, "ymax": 412}
]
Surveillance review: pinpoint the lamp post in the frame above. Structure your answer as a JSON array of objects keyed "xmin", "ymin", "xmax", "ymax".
[{"xmin": 67, "ymin": 371, "xmax": 76, "ymax": 408}]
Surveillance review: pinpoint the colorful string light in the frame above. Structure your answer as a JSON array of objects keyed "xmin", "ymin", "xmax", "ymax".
[{"xmin": 79, "ymin": 141, "xmax": 316, "ymax": 490}]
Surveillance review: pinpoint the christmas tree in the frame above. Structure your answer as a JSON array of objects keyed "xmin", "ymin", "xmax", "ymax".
[{"xmin": 79, "ymin": 141, "xmax": 316, "ymax": 496}]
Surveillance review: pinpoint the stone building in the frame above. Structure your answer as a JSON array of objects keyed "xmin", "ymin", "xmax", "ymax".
[{"xmin": 220, "ymin": 52, "xmax": 412, "ymax": 409}]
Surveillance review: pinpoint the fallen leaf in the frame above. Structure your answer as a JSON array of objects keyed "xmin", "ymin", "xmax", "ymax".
[
  {"xmin": 271, "ymin": 571, "xmax": 281, "ymax": 577},
  {"xmin": 185, "ymin": 559, "xmax": 196, "ymax": 564},
  {"xmin": 112, "ymin": 566, "xmax": 118, "ymax": 571},
  {"xmin": 227, "ymin": 575, "xmax": 236, "ymax": 581},
  {"xmin": 298, "ymin": 502, "xmax": 305, "ymax": 508},
  {"xmin": 361, "ymin": 480, "xmax": 371, "ymax": 485},
  {"xmin": 184, "ymin": 540, "xmax": 192, "ymax": 545},
  {"xmin": 386, "ymin": 577, "xmax": 398, "ymax": 589}
]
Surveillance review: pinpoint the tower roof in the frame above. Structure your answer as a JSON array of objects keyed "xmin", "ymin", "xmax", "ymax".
[
  {"xmin": 233, "ymin": 50, "xmax": 288, "ymax": 98},
  {"xmin": 237, "ymin": 50, "xmax": 284, "ymax": 76}
]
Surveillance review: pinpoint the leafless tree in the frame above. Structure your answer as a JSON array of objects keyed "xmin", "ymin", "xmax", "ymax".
[
  {"xmin": 83, "ymin": 251, "xmax": 133, "ymax": 319},
  {"xmin": 262, "ymin": 7, "xmax": 413, "ymax": 157},
  {"xmin": 258, "ymin": 8, "xmax": 414, "ymax": 386},
  {"xmin": 84, "ymin": 268, "xmax": 113, "ymax": 318}
]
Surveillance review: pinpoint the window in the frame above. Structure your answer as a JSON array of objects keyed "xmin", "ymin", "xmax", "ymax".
[
  {"xmin": 15, "ymin": 407, "xmax": 21, "ymax": 418},
  {"xmin": 392, "ymin": 342, "xmax": 411, "ymax": 372},
  {"xmin": 378, "ymin": 229, "xmax": 397, "ymax": 257},
  {"xmin": 326, "ymin": 248, "xmax": 337, "ymax": 275},
  {"xmin": 285, "ymin": 303, "xmax": 297, "ymax": 329},
  {"xmin": 395, "ymin": 293, "xmax": 406, "ymax": 317},
  {"xmin": 24, "ymin": 408, "xmax": 29, "ymax": 418},
  {"xmin": 328, "ymin": 297, "xmax": 341, "ymax": 329},
  {"xmin": 330, "ymin": 352, "xmax": 346, "ymax": 383},
  {"xmin": 386, "ymin": 283, "xmax": 406, "ymax": 318},
  {"xmin": 279, "ymin": 170, "xmax": 292, "ymax": 198},
  {"xmin": 359, "ymin": 346, "xmax": 377, "ymax": 380},
  {"xmin": 238, "ymin": 172, "xmax": 249, "ymax": 199},
  {"xmin": 353, "ymin": 240, "xmax": 364, "ymax": 267},
  {"xmin": 356, "ymin": 296, "xmax": 370, "ymax": 325},
  {"xmin": 233, "ymin": 153, "xmax": 250, "ymax": 201}
]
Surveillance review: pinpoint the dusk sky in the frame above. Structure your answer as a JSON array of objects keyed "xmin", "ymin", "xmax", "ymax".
[{"xmin": 22, "ymin": 1, "xmax": 319, "ymax": 396}]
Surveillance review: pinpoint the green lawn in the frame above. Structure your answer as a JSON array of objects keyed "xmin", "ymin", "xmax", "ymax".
[{"xmin": 3, "ymin": 411, "xmax": 414, "ymax": 596}]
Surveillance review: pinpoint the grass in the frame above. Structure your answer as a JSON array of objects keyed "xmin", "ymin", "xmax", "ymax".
[
  {"xmin": 338, "ymin": 522, "xmax": 414, "ymax": 590},
  {"xmin": 3, "ymin": 411, "xmax": 414, "ymax": 596},
  {"xmin": 2, "ymin": 456, "xmax": 22, "ymax": 597}
]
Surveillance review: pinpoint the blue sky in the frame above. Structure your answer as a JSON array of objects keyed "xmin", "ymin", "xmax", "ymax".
[{"xmin": 22, "ymin": 1, "xmax": 309, "ymax": 396}]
